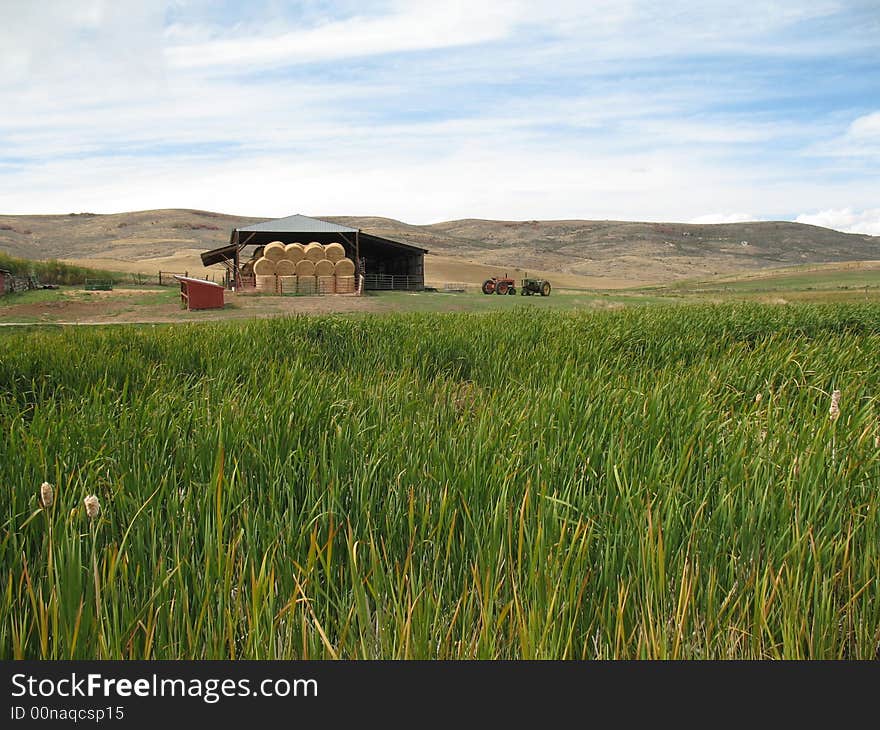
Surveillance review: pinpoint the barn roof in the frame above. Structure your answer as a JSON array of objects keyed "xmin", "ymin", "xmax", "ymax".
[
  {"xmin": 232, "ymin": 213, "xmax": 429, "ymax": 254},
  {"xmin": 237, "ymin": 214, "xmax": 358, "ymax": 234},
  {"xmin": 200, "ymin": 243, "xmax": 239, "ymax": 267}
]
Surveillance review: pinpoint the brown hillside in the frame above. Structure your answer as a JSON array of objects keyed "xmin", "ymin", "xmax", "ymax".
[{"xmin": 1, "ymin": 209, "xmax": 876, "ymax": 285}]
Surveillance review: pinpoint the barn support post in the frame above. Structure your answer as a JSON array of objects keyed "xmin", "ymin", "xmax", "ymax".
[
  {"xmin": 233, "ymin": 229, "xmax": 240, "ymax": 288},
  {"xmin": 355, "ymin": 230, "xmax": 361, "ymax": 291}
]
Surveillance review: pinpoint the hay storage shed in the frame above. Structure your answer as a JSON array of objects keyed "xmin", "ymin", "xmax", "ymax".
[
  {"xmin": 201, "ymin": 214, "xmax": 427, "ymax": 291},
  {"xmin": 174, "ymin": 275, "xmax": 225, "ymax": 311}
]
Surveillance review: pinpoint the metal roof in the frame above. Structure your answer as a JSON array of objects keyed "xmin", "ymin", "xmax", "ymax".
[
  {"xmin": 200, "ymin": 243, "xmax": 239, "ymax": 267},
  {"xmin": 237, "ymin": 214, "xmax": 358, "ymax": 234},
  {"xmin": 173, "ymin": 275, "xmax": 224, "ymax": 289}
]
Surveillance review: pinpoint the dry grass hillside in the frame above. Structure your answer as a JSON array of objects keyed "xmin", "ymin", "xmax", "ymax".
[{"xmin": 1, "ymin": 208, "xmax": 877, "ymax": 286}]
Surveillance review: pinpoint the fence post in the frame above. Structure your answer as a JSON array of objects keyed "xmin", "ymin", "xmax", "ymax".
[{"xmin": 159, "ymin": 271, "xmax": 162, "ymax": 286}]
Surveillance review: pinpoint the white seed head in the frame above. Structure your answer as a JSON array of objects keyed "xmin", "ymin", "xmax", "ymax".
[
  {"xmin": 83, "ymin": 494, "xmax": 100, "ymax": 520},
  {"xmin": 754, "ymin": 392, "xmax": 762, "ymax": 404},
  {"xmin": 829, "ymin": 390, "xmax": 841, "ymax": 421},
  {"xmin": 39, "ymin": 482, "xmax": 54, "ymax": 508}
]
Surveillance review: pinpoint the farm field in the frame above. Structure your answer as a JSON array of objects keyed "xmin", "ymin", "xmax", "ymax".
[
  {"xmin": 0, "ymin": 286, "xmax": 673, "ymax": 325},
  {"xmin": 2, "ymin": 260, "xmax": 880, "ymax": 325},
  {"xmin": 2, "ymin": 302, "xmax": 880, "ymax": 658}
]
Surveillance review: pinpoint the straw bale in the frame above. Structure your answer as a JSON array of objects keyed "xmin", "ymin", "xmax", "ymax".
[
  {"xmin": 335, "ymin": 275, "xmax": 355, "ymax": 293},
  {"xmin": 253, "ymin": 257, "xmax": 276, "ymax": 275},
  {"xmin": 284, "ymin": 243, "xmax": 305, "ymax": 263},
  {"xmin": 324, "ymin": 242, "xmax": 346, "ymax": 262},
  {"xmin": 264, "ymin": 241, "xmax": 286, "ymax": 261},
  {"xmin": 297, "ymin": 276, "xmax": 316, "ymax": 295},
  {"xmin": 334, "ymin": 257, "xmax": 355, "ymax": 276},
  {"xmin": 304, "ymin": 242, "xmax": 325, "ymax": 262},
  {"xmin": 314, "ymin": 259, "xmax": 335, "ymax": 276},
  {"xmin": 295, "ymin": 259, "xmax": 316, "ymax": 276},
  {"xmin": 255, "ymin": 274, "xmax": 277, "ymax": 292},
  {"xmin": 275, "ymin": 259, "xmax": 297, "ymax": 276}
]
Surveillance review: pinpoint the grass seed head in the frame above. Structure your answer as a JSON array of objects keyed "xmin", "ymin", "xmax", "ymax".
[
  {"xmin": 84, "ymin": 494, "xmax": 100, "ymax": 520},
  {"xmin": 39, "ymin": 482, "xmax": 54, "ymax": 509},
  {"xmin": 754, "ymin": 392, "xmax": 762, "ymax": 404},
  {"xmin": 829, "ymin": 389, "xmax": 841, "ymax": 421}
]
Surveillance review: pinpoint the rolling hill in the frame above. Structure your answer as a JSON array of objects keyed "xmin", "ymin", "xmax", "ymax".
[{"xmin": 0, "ymin": 209, "xmax": 876, "ymax": 286}]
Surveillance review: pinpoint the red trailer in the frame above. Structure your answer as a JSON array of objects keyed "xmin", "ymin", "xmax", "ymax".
[{"xmin": 174, "ymin": 275, "xmax": 225, "ymax": 311}]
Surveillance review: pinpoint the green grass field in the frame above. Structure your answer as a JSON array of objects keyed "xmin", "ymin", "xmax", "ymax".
[
  {"xmin": 2, "ymin": 302, "xmax": 880, "ymax": 658},
  {"xmin": 666, "ymin": 264, "xmax": 880, "ymax": 295}
]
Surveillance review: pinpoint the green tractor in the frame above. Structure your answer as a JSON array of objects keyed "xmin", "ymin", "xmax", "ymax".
[{"xmin": 520, "ymin": 278, "xmax": 551, "ymax": 296}]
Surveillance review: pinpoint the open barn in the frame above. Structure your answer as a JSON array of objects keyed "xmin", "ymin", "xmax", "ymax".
[{"xmin": 201, "ymin": 213, "xmax": 427, "ymax": 291}]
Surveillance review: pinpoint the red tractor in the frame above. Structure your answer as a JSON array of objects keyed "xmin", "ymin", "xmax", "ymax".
[{"xmin": 481, "ymin": 275, "xmax": 517, "ymax": 296}]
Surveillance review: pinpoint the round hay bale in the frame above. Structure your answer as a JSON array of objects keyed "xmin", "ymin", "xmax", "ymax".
[
  {"xmin": 253, "ymin": 246, "xmax": 265, "ymax": 260},
  {"xmin": 284, "ymin": 243, "xmax": 305, "ymax": 263},
  {"xmin": 335, "ymin": 275, "xmax": 355, "ymax": 294},
  {"xmin": 264, "ymin": 241, "xmax": 286, "ymax": 261},
  {"xmin": 279, "ymin": 275, "xmax": 297, "ymax": 294},
  {"xmin": 297, "ymin": 276, "xmax": 316, "ymax": 295},
  {"xmin": 255, "ymin": 274, "xmax": 277, "ymax": 293},
  {"xmin": 253, "ymin": 257, "xmax": 276, "ymax": 275},
  {"xmin": 275, "ymin": 259, "xmax": 297, "ymax": 276},
  {"xmin": 334, "ymin": 257, "xmax": 355, "ymax": 276},
  {"xmin": 240, "ymin": 260, "xmax": 254, "ymax": 276},
  {"xmin": 324, "ymin": 242, "xmax": 346, "ymax": 263},
  {"xmin": 295, "ymin": 259, "xmax": 316, "ymax": 276},
  {"xmin": 314, "ymin": 259, "xmax": 335, "ymax": 276},
  {"xmin": 304, "ymin": 242, "xmax": 325, "ymax": 262},
  {"xmin": 317, "ymin": 275, "xmax": 335, "ymax": 294}
]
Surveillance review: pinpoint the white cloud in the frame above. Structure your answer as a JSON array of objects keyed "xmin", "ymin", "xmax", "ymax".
[
  {"xmin": 0, "ymin": 0, "xmax": 876, "ymax": 225},
  {"xmin": 848, "ymin": 111, "xmax": 880, "ymax": 139},
  {"xmin": 689, "ymin": 213, "xmax": 759, "ymax": 224},
  {"xmin": 805, "ymin": 110, "xmax": 880, "ymax": 159},
  {"xmin": 795, "ymin": 208, "xmax": 880, "ymax": 236},
  {"xmin": 165, "ymin": 1, "xmax": 519, "ymax": 69}
]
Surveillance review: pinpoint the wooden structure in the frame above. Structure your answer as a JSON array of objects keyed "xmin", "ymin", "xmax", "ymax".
[
  {"xmin": 174, "ymin": 275, "xmax": 225, "ymax": 311},
  {"xmin": 0, "ymin": 269, "xmax": 8, "ymax": 296},
  {"xmin": 200, "ymin": 214, "xmax": 427, "ymax": 291}
]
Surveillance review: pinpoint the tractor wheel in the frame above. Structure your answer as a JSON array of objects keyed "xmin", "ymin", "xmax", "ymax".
[
  {"xmin": 541, "ymin": 282, "xmax": 551, "ymax": 296},
  {"xmin": 481, "ymin": 279, "xmax": 496, "ymax": 295},
  {"xmin": 521, "ymin": 289, "xmax": 527, "ymax": 295},
  {"xmin": 496, "ymin": 282, "xmax": 509, "ymax": 295},
  {"xmin": 508, "ymin": 287, "xmax": 516, "ymax": 295}
]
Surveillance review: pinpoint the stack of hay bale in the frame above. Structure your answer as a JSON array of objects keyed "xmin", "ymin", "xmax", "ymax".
[{"xmin": 245, "ymin": 241, "xmax": 357, "ymax": 295}]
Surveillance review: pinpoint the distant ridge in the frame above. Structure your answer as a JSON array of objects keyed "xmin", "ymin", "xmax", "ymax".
[{"xmin": 0, "ymin": 208, "xmax": 876, "ymax": 283}]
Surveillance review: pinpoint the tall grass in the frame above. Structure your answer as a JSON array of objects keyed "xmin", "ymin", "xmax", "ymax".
[
  {"xmin": 2, "ymin": 302, "xmax": 879, "ymax": 658},
  {"xmin": 0, "ymin": 252, "xmax": 119, "ymax": 286}
]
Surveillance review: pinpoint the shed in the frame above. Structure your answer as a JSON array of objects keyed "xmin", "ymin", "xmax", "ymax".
[
  {"xmin": 201, "ymin": 213, "xmax": 428, "ymax": 291},
  {"xmin": 174, "ymin": 275, "xmax": 225, "ymax": 311}
]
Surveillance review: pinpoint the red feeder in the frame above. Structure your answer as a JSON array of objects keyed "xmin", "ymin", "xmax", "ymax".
[{"xmin": 174, "ymin": 275, "xmax": 225, "ymax": 311}]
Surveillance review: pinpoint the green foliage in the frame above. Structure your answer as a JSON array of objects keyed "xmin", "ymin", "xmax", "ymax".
[
  {"xmin": 0, "ymin": 252, "xmax": 119, "ymax": 285},
  {"xmin": 2, "ymin": 302, "xmax": 879, "ymax": 658}
]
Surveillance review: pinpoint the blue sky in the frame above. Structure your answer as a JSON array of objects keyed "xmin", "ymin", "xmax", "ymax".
[{"xmin": 1, "ymin": 0, "xmax": 878, "ymax": 232}]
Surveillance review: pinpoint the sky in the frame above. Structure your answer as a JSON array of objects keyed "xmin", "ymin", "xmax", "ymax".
[{"xmin": 0, "ymin": 0, "xmax": 878, "ymax": 232}]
